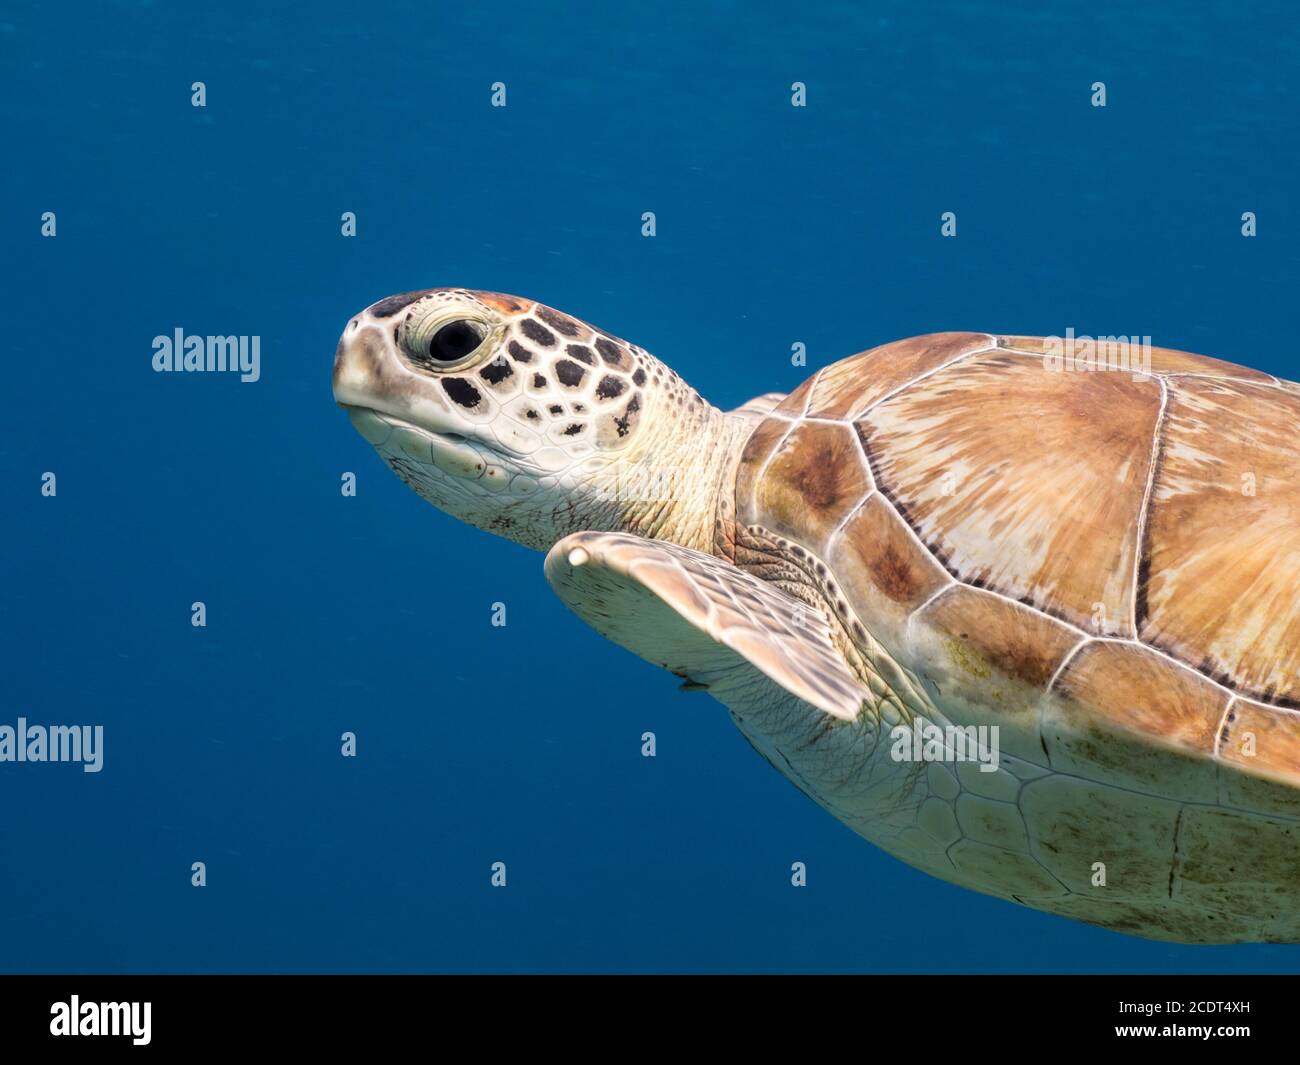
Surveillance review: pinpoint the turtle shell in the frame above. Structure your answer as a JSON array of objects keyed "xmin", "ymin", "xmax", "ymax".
[{"xmin": 733, "ymin": 332, "xmax": 1300, "ymax": 939}]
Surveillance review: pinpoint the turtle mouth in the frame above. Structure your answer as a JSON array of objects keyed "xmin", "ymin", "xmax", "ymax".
[{"xmin": 342, "ymin": 405, "xmax": 488, "ymax": 481}]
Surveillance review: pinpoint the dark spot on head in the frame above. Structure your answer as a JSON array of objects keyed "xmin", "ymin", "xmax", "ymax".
[
  {"xmin": 525, "ymin": 409, "xmax": 540, "ymax": 421},
  {"xmin": 595, "ymin": 338, "xmax": 627, "ymax": 367},
  {"xmin": 479, "ymin": 359, "xmax": 513, "ymax": 385},
  {"xmin": 562, "ymin": 423, "xmax": 584, "ymax": 436},
  {"xmin": 632, "ymin": 368, "xmax": 646, "ymax": 386},
  {"xmin": 520, "ymin": 319, "xmax": 556, "ymax": 347},
  {"xmin": 555, "ymin": 359, "xmax": 586, "ymax": 387},
  {"xmin": 611, "ymin": 392, "xmax": 642, "ymax": 438},
  {"xmin": 370, "ymin": 290, "xmax": 433, "ymax": 318},
  {"xmin": 596, "ymin": 375, "xmax": 627, "ymax": 400},
  {"xmin": 507, "ymin": 341, "xmax": 532, "ymax": 364},
  {"xmin": 532, "ymin": 373, "xmax": 548, "ymax": 388},
  {"xmin": 441, "ymin": 377, "xmax": 482, "ymax": 409},
  {"xmin": 536, "ymin": 306, "xmax": 581, "ymax": 337},
  {"xmin": 572, "ymin": 403, "xmax": 586, "ymax": 413},
  {"xmin": 548, "ymin": 404, "xmax": 563, "ymax": 415},
  {"xmin": 565, "ymin": 344, "xmax": 595, "ymax": 366}
]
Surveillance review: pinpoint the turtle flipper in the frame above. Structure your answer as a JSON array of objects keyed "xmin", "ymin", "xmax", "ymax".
[{"xmin": 544, "ymin": 531, "xmax": 867, "ymax": 721}]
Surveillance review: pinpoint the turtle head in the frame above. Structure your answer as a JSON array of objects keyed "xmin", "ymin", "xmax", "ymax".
[{"xmin": 333, "ymin": 288, "xmax": 718, "ymax": 551}]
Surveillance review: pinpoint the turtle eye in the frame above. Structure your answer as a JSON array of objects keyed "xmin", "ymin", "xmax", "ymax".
[
  {"xmin": 401, "ymin": 305, "xmax": 493, "ymax": 372},
  {"xmin": 427, "ymin": 320, "xmax": 485, "ymax": 363}
]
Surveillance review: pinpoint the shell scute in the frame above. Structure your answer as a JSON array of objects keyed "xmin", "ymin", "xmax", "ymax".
[
  {"xmin": 1218, "ymin": 700, "xmax": 1300, "ymax": 817},
  {"xmin": 806, "ymin": 331, "xmax": 994, "ymax": 419},
  {"xmin": 1140, "ymin": 376, "xmax": 1300, "ymax": 707},
  {"xmin": 858, "ymin": 350, "xmax": 1162, "ymax": 634},
  {"xmin": 1046, "ymin": 641, "xmax": 1226, "ymax": 803},
  {"xmin": 827, "ymin": 493, "xmax": 949, "ymax": 650},
  {"xmin": 749, "ymin": 422, "xmax": 869, "ymax": 546}
]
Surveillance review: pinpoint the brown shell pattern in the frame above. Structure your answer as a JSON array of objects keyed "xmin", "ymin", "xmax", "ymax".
[{"xmin": 737, "ymin": 331, "xmax": 1300, "ymax": 797}]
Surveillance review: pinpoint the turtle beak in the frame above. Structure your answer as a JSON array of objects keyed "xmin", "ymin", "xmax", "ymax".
[
  {"xmin": 332, "ymin": 312, "xmax": 498, "ymax": 489},
  {"xmin": 332, "ymin": 313, "xmax": 462, "ymax": 436},
  {"xmin": 331, "ymin": 317, "xmax": 381, "ymax": 411},
  {"xmin": 333, "ymin": 332, "xmax": 355, "ymax": 409}
]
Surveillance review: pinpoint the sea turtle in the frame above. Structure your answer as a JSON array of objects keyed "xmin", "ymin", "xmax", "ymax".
[{"xmin": 333, "ymin": 287, "xmax": 1300, "ymax": 943}]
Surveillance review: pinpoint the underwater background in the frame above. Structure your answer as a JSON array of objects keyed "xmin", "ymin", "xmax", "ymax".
[{"xmin": 3, "ymin": 0, "xmax": 1298, "ymax": 973}]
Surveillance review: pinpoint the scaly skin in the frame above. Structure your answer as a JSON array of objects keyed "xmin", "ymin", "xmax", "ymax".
[{"xmin": 332, "ymin": 287, "xmax": 749, "ymax": 555}]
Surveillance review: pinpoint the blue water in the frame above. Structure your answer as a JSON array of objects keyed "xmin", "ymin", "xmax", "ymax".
[{"xmin": 3, "ymin": 0, "xmax": 1298, "ymax": 973}]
